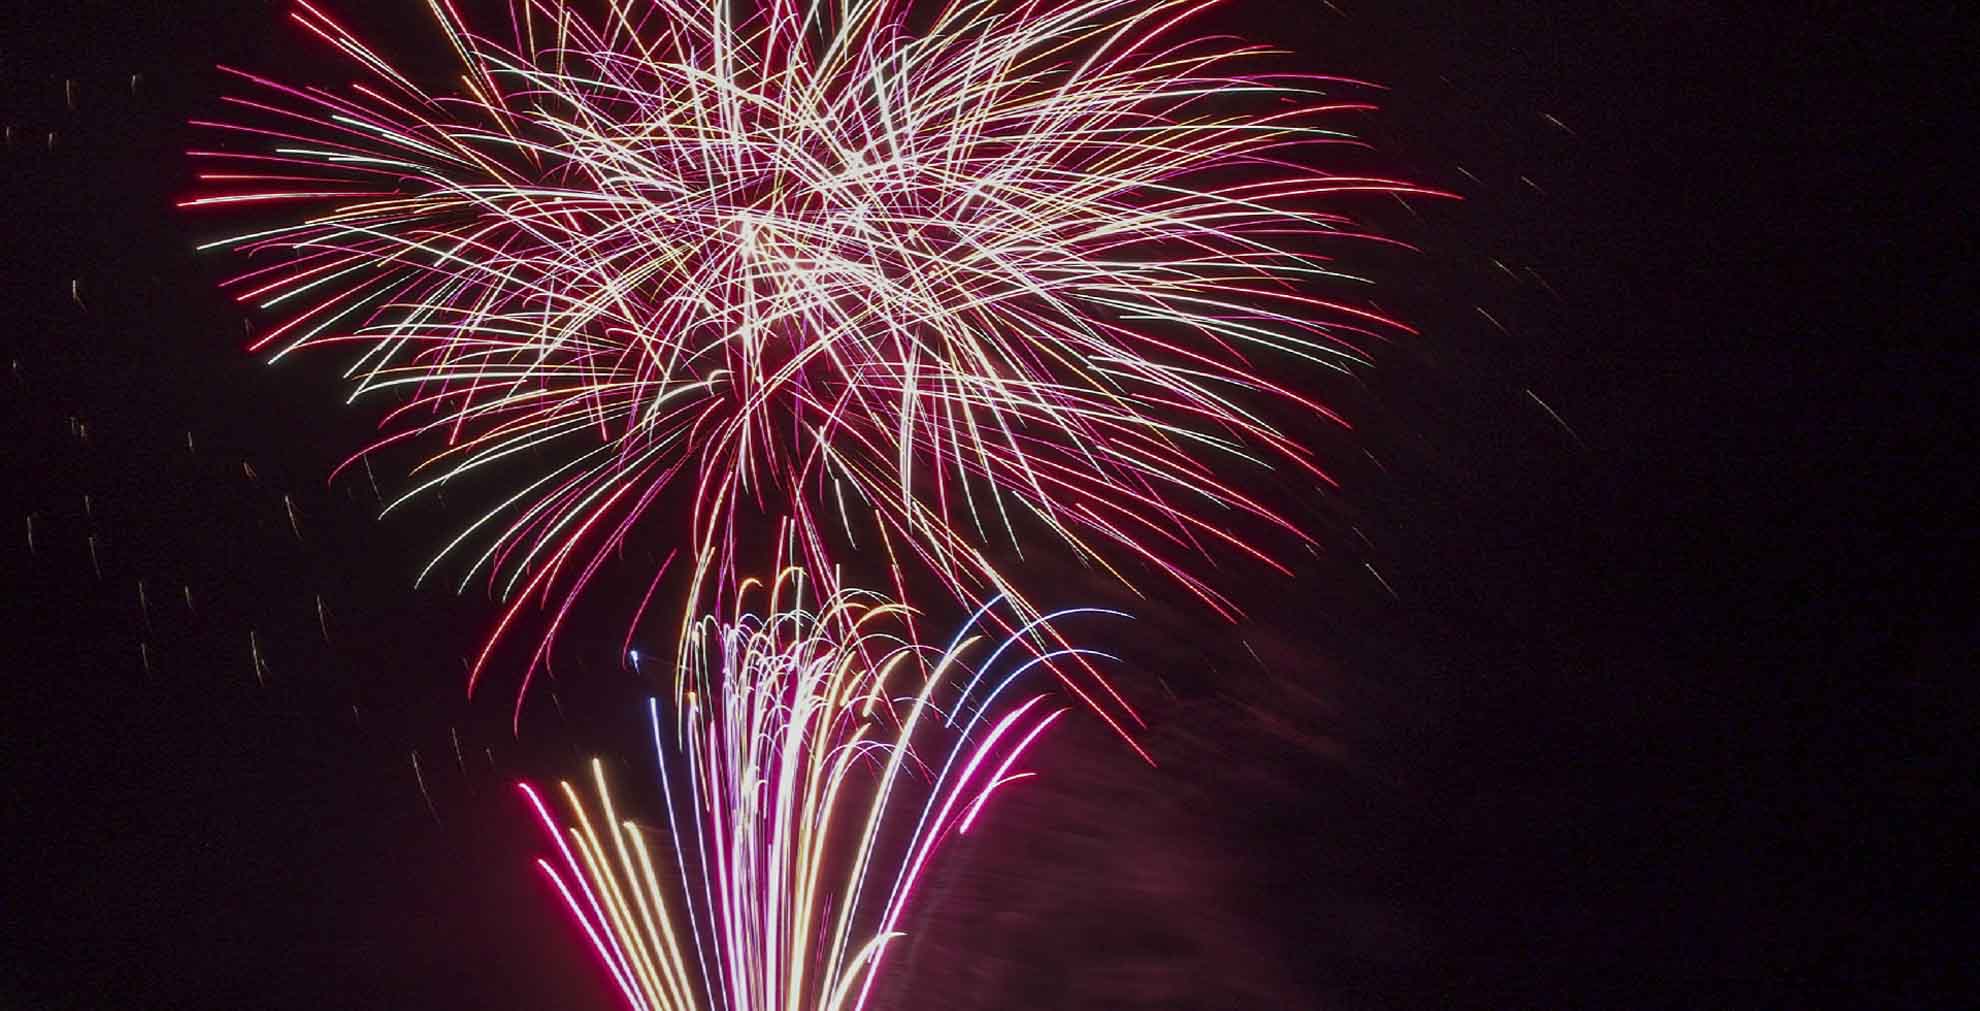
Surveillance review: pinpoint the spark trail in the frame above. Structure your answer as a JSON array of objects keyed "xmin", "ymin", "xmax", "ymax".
[{"xmin": 523, "ymin": 568, "xmax": 1110, "ymax": 1011}]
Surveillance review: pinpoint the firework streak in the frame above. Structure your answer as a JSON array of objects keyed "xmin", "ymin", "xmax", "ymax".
[
  {"xmin": 186, "ymin": 0, "xmax": 1438, "ymax": 737},
  {"xmin": 522, "ymin": 569, "xmax": 1114, "ymax": 1011}
]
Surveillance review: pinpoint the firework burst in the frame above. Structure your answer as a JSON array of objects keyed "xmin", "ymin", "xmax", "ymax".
[
  {"xmin": 523, "ymin": 568, "xmax": 1113, "ymax": 1011},
  {"xmin": 186, "ymin": 0, "xmax": 1439, "ymax": 734}
]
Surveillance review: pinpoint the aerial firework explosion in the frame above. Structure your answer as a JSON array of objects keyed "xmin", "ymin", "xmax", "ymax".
[
  {"xmin": 524, "ymin": 568, "xmax": 1112, "ymax": 1011},
  {"xmin": 184, "ymin": 0, "xmax": 1438, "ymax": 738}
]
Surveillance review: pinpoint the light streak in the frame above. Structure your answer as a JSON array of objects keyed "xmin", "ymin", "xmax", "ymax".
[{"xmin": 523, "ymin": 568, "xmax": 1095, "ymax": 1011}]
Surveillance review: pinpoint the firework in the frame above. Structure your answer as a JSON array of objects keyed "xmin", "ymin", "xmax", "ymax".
[
  {"xmin": 522, "ymin": 569, "xmax": 1112, "ymax": 1011},
  {"xmin": 186, "ymin": 0, "xmax": 1438, "ymax": 732}
]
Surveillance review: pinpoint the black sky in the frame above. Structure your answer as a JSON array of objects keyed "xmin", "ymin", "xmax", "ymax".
[{"xmin": 3, "ymin": 1, "xmax": 1967, "ymax": 1008}]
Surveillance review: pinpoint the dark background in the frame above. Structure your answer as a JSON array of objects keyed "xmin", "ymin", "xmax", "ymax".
[{"xmin": 3, "ymin": 1, "xmax": 1966, "ymax": 1007}]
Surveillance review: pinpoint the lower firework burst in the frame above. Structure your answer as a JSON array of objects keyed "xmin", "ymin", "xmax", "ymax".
[{"xmin": 521, "ymin": 568, "xmax": 1118, "ymax": 1011}]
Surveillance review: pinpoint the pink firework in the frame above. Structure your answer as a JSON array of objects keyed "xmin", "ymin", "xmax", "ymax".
[{"xmin": 184, "ymin": 0, "xmax": 1441, "ymax": 740}]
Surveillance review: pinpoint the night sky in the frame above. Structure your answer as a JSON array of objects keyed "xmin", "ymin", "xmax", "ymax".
[{"xmin": 3, "ymin": 1, "xmax": 1965, "ymax": 1008}]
